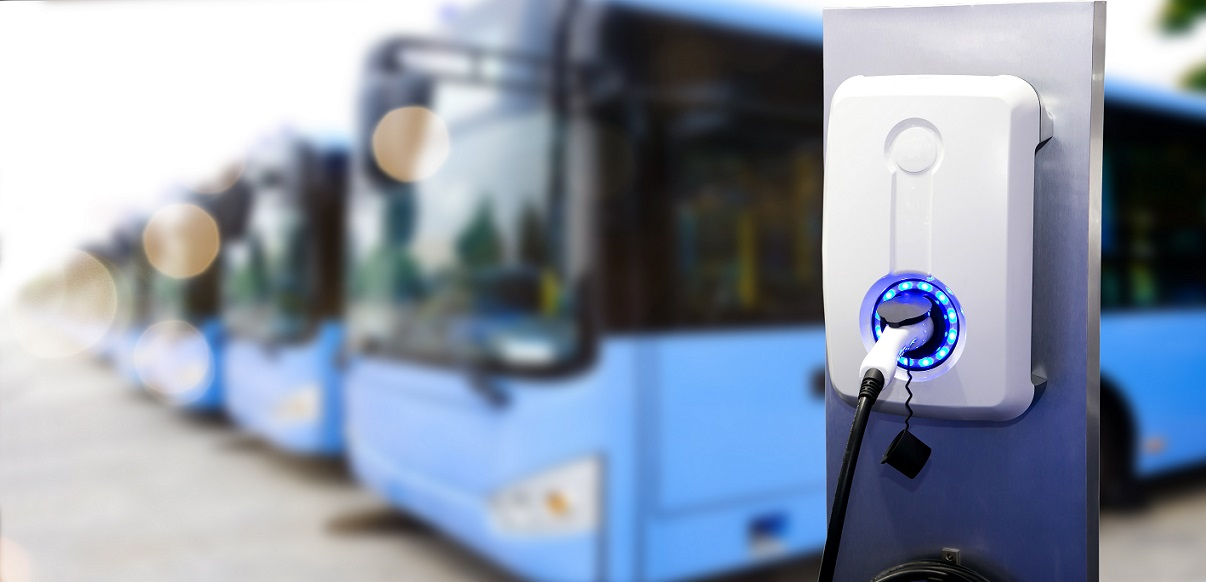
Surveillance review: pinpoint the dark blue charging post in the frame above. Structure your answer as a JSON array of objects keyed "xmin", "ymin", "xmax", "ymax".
[{"xmin": 822, "ymin": 3, "xmax": 1104, "ymax": 581}]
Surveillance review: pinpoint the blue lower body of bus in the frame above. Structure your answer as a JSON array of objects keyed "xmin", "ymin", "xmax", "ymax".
[
  {"xmin": 136, "ymin": 317, "xmax": 225, "ymax": 411},
  {"xmin": 224, "ymin": 321, "xmax": 345, "ymax": 455},
  {"xmin": 345, "ymin": 328, "xmax": 829, "ymax": 582},
  {"xmin": 115, "ymin": 327, "xmax": 146, "ymax": 386},
  {"xmin": 1102, "ymin": 310, "xmax": 1206, "ymax": 477},
  {"xmin": 169, "ymin": 317, "xmax": 225, "ymax": 411}
]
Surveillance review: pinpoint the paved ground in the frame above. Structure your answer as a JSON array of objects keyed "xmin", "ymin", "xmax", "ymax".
[
  {"xmin": 1101, "ymin": 470, "xmax": 1206, "ymax": 581},
  {"xmin": 0, "ymin": 337, "xmax": 517, "ymax": 582},
  {"xmin": 1, "ymin": 333, "xmax": 1203, "ymax": 581}
]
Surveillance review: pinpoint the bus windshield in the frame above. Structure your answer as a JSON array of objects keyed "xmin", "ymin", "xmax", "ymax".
[
  {"xmin": 223, "ymin": 237, "xmax": 269, "ymax": 337},
  {"xmin": 117, "ymin": 234, "xmax": 152, "ymax": 329},
  {"xmin": 348, "ymin": 78, "xmax": 579, "ymax": 373},
  {"xmin": 224, "ymin": 190, "xmax": 314, "ymax": 343},
  {"xmin": 150, "ymin": 274, "xmax": 191, "ymax": 323}
]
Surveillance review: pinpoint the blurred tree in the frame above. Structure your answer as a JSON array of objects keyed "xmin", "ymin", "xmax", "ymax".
[
  {"xmin": 457, "ymin": 197, "xmax": 502, "ymax": 269},
  {"xmin": 1162, "ymin": 0, "xmax": 1206, "ymax": 34},
  {"xmin": 1184, "ymin": 61, "xmax": 1206, "ymax": 92},
  {"xmin": 1163, "ymin": 0, "xmax": 1206, "ymax": 90}
]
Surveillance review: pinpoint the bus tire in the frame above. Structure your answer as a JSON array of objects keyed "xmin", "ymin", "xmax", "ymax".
[{"xmin": 1100, "ymin": 379, "xmax": 1143, "ymax": 509}]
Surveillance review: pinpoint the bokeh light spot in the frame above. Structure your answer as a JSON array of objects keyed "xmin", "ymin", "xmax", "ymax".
[
  {"xmin": 371, "ymin": 106, "xmax": 450, "ymax": 182},
  {"xmin": 143, "ymin": 203, "xmax": 220, "ymax": 279},
  {"xmin": 12, "ymin": 250, "xmax": 118, "ymax": 359},
  {"xmin": 187, "ymin": 160, "xmax": 245, "ymax": 195},
  {"xmin": 133, "ymin": 320, "xmax": 213, "ymax": 404},
  {"xmin": 0, "ymin": 538, "xmax": 33, "ymax": 582}
]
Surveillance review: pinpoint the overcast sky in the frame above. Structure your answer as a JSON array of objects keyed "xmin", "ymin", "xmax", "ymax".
[{"xmin": 1, "ymin": 0, "xmax": 1203, "ymax": 302}]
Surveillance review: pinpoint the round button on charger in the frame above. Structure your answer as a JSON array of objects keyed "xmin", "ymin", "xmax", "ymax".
[{"xmin": 890, "ymin": 126, "xmax": 939, "ymax": 174}]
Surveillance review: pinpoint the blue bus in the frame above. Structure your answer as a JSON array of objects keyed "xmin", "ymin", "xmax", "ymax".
[
  {"xmin": 342, "ymin": 1, "xmax": 826, "ymax": 580},
  {"xmin": 1100, "ymin": 79, "xmax": 1206, "ymax": 505},
  {"xmin": 135, "ymin": 182, "xmax": 251, "ymax": 410},
  {"xmin": 80, "ymin": 230, "xmax": 139, "ymax": 367},
  {"xmin": 106, "ymin": 218, "xmax": 154, "ymax": 386},
  {"xmin": 222, "ymin": 133, "xmax": 349, "ymax": 454}
]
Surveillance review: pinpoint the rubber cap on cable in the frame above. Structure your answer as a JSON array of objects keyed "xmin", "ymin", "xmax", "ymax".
[
  {"xmin": 876, "ymin": 294, "xmax": 932, "ymax": 328},
  {"xmin": 881, "ymin": 429, "xmax": 932, "ymax": 479}
]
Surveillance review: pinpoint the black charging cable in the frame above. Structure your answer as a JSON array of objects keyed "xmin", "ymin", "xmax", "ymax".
[
  {"xmin": 818, "ymin": 293, "xmax": 936, "ymax": 582},
  {"xmin": 817, "ymin": 368, "xmax": 885, "ymax": 581}
]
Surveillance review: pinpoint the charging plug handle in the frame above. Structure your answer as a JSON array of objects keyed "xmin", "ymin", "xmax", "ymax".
[{"xmin": 861, "ymin": 296, "xmax": 935, "ymax": 387}]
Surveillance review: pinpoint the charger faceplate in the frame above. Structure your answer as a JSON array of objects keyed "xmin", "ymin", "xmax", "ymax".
[{"xmin": 823, "ymin": 75, "xmax": 1044, "ymax": 421}]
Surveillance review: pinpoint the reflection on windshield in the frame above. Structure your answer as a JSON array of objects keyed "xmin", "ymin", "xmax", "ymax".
[
  {"xmin": 117, "ymin": 245, "xmax": 152, "ymax": 328},
  {"xmin": 223, "ymin": 237, "xmax": 269, "ymax": 337},
  {"xmin": 347, "ymin": 82, "xmax": 580, "ymax": 372},
  {"xmin": 150, "ymin": 273, "xmax": 190, "ymax": 323},
  {"xmin": 223, "ymin": 192, "xmax": 315, "ymax": 343}
]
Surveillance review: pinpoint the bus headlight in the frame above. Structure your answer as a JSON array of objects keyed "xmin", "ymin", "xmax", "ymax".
[
  {"xmin": 275, "ymin": 383, "xmax": 321, "ymax": 423},
  {"xmin": 489, "ymin": 457, "xmax": 600, "ymax": 536}
]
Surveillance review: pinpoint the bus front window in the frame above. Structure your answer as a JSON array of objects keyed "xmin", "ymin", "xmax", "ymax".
[
  {"xmin": 348, "ymin": 80, "xmax": 581, "ymax": 374},
  {"xmin": 149, "ymin": 273, "xmax": 199, "ymax": 325},
  {"xmin": 223, "ymin": 237, "xmax": 269, "ymax": 338},
  {"xmin": 259, "ymin": 193, "xmax": 313, "ymax": 341},
  {"xmin": 225, "ymin": 189, "xmax": 315, "ymax": 343}
]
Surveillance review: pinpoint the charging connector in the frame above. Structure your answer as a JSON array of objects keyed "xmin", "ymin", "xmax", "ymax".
[
  {"xmin": 861, "ymin": 317, "xmax": 933, "ymax": 388},
  {"xmin": 818, "ymin": 295, "xmax": 935, "ymax": 582}
]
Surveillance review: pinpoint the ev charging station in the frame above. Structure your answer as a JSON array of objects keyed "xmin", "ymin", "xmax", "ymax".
[{"xmin": 820, "ymin": 3, "xmax": 1104, "ymax": 581}]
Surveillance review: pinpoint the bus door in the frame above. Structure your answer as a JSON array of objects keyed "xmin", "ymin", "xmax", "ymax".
[{"xmin": 588, "ymin": 6, "xmax": 830, "ymax": 571}]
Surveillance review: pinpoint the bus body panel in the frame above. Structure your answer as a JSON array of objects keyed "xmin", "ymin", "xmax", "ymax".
[
  {"xmin": 154, "ymin": 317, "xmax": 225, "ymax": 411},
  {"xmin": 641, "ymin": 328, "xmax": 827, "ymax": 581},
  {"xmin": 1100, "ymin": 79, "xmax": 1206, "ymax": 481},
  {"xmin": 349, "ymin": 436, "xmax": 598, "ymax": 581},
  {"xmin": 179, "ymin": 317, "xmax": 225, "ymax": 411},
  {"xmin": 116, "ymin": 328, "xmax": 145, "ymax": 386},
  {"xmin": 225, "ymin": 320, "xmax": 345, "ymax": 455},
  {"xmin": 345, "ymin": 339, "xmax": 646, "ymax": 582},
  {"xmin": 651, "ymin": 327, "xmax": 827, "ymax": 512},
  {"xmin": 642, "ymin": 488, "xmax": 826, "ymax": 582},
  {"xmin": 1102, "ymin": 311, "xmax": 1206, "ymax": 476},
  {"xmin": 347, "ymin": 329, "xmax": 829, "ymax": 581}
]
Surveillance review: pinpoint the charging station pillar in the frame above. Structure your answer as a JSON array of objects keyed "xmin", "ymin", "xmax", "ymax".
[{"xmin": 822, "ymin": 3, "xmax": 1104, "ymax": 580}]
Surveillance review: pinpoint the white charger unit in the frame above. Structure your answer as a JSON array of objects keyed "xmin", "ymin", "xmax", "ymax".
[{"xmin": 823, "ymin": 75, "xmax": 1051, "ymax": 422}]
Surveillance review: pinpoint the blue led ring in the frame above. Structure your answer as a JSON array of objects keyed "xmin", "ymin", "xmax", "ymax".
[{"xmin": 871, "ymin": 277, "xmax": 962, "ymax": 371}]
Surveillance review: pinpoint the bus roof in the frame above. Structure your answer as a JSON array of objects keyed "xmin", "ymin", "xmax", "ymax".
[
  {"xmin": 1107, "ymin": 78, "xmax": 1206, "ymax": 123},
  {"xmin": 595, "ymin": 0, "xmax": 822, "ymax": 44}
]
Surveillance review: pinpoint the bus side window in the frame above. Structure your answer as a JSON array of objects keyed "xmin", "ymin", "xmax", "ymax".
[
  {"xmin": 669, "ymin": 141, "xmax": 824, "ymax": 328},
  {"xmin": 1104, "ymin": 106, "xmax": 1206, "ymax": 310}
]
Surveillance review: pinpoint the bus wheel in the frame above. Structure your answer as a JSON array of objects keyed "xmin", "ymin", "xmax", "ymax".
[{"xmin": 1100, "ymin": 379, "xmax": 1143, "ymax": 510}]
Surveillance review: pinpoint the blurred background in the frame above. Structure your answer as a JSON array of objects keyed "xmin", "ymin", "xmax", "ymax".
[{"xmin": 2, "ymin": 0, "xmax": 1206, "ymax": 580}]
